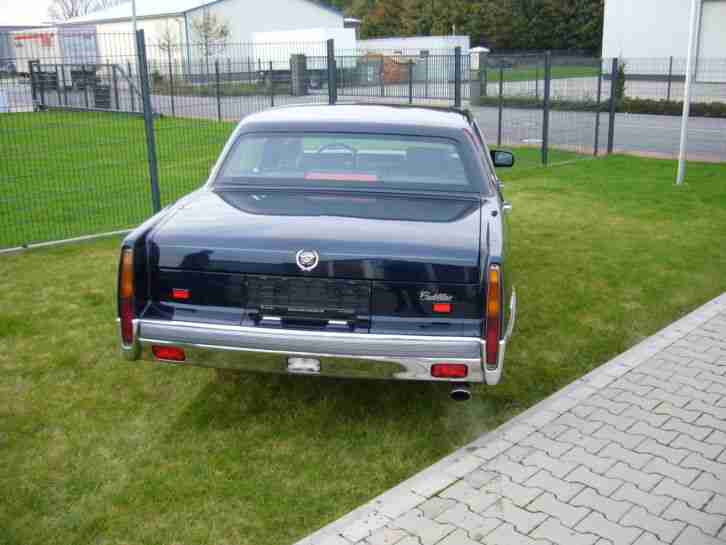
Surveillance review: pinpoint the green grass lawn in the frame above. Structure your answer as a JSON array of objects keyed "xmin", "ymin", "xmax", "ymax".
[
  {"xmin": 0, "ymin": 111, "xmax": 235, "ymax": 249},
  {"xmin": 2, "ymin": 153, "xmax": 725, "ymax": 545},
  {"xmin": 484, "ymin": 64, "xmax": 600, "ymax": 83}
]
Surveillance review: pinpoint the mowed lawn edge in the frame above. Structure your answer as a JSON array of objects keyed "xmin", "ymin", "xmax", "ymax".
[{"xmin": 1, "ymin": 153, "xmax": 725, "ymax": 544}]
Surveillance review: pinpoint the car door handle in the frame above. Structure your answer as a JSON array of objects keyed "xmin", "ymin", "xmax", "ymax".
[{"xmin": 503, "ymin": 201, "xmax": 513, "ymax": 215}]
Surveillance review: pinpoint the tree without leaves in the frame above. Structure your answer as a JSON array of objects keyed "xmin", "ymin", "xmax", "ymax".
[
  {"xmin": 47, "ymin": 0, "xmax": 126, "ymax": 21},
  {"xmin": 191, "ymin": 9, "xmax": 230, "ymax": 74},
  {"xmin": 156, "ymin": 22, "xmax": 179, "ymax": 54}
]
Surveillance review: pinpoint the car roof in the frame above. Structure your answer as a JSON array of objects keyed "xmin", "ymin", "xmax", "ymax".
[{"xmin": 239, "ymin": 104, "xmax": 472, "ymax": 132}]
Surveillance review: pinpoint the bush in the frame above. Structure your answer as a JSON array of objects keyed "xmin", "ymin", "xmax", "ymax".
[
  {"xmin": 152, "ymin": 80, "xmax": 290, "ymax": 97},
  {"xmin": 473, "ymin": 95, "xmax": 726, "ymax": 118},
  {"xmin": 614, "ymin": 61, "xmax": 626, "ymax": 103}
]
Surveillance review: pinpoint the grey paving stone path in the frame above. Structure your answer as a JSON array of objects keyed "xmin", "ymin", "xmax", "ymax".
[{"xmin": 294, "ymin": 293, "xmax": 726, "ymax": 545}]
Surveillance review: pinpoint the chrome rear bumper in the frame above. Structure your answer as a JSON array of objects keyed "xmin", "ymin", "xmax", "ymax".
[{"xmin": 120, "ymin": 290, "xmax": 515, "ymax": 385}]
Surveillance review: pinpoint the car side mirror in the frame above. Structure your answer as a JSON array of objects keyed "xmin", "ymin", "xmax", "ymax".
[{"xmin": 491, "ymin": 150, "xmax": 515, "ymax": 168}]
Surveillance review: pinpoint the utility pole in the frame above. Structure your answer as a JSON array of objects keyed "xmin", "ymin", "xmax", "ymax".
[
  {"xmin": 676, "ymin": 0, "xmax": 702, "ymax": 185},
  {"xmin": 131, "ymin": 0, "xmax": 138, "ymax": 60},
  {"xmin": 131, "ymin": 0, "xmax": 138, "ymax": 35}
]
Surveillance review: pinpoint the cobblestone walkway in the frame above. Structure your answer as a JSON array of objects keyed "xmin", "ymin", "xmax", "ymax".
[{"xmin": 295, "ymin": 294, "xmax": 726, "ymax": 545}]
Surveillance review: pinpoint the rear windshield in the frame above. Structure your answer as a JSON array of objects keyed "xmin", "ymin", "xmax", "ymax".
[{"xmin": 215, "ymin": 132, "xmax": 475, "ymax": 191}]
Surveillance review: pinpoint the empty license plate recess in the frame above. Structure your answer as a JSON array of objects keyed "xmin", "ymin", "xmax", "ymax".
[{"xmin": 245, "ymin": 275, "xmax": 371, "ymax": 318}]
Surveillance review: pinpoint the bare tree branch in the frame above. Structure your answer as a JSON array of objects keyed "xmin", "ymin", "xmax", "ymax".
[
  {"xmin": 47, "ymin": 0, "xmax": 128, "ymax": 21},
  {"xmin": 191, "ymin": 9, "xmax": 230, "ymax": 73},
  {"xmin": 156, "ymin": 22, "xmax": 179, "ymax": 53}
]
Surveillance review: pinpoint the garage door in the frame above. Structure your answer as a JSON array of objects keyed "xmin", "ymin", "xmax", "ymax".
[{"xmin": 697, "ymin": 0, "xmax": 726, "ymax": 82}]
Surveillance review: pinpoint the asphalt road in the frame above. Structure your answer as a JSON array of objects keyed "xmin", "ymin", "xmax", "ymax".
[{"xmin": 471, "ymin": 106, "xmax": 726, "ymax": 162}]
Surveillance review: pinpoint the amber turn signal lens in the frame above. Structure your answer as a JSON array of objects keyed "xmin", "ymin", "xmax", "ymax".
[
  {"xmin": 487, "ymin": 266, "xmax": 501, "ymax": 318},
  {"xmin": 120, "ymin": 248, "xmax": 134, "ymax": 298},
  {"xmin": 485, "ymin": 264, "xmax": 502, "ymax": 366}
]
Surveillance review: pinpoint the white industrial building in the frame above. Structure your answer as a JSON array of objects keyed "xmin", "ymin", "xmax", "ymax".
[
  {"xmin": 357, "ymin": 35, "xmax": 471, "ymax": 56},
  {"xmin": 61, "ymin": 0, "xmax": 344, "ymax": 43},
  {"xmin": 57, "ymin": 0, "xmax": 345, "ymax": 72},
  {"xmin": 602, "ymin": 0, "xmax": 726, "ymax": 81}
]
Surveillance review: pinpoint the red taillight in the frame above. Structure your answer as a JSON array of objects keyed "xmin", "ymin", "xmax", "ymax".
[
  {"xmin": 431, "ymin": 364, "xmax": 468, "ymax": 379},
  {"xmin": 172, "ymin": 288, "xmax": 190, "ymax": 301},
  {"xmin": 152, "ymin": 345, "xmax": 186, "ymax": 362},
  {"xmin": 119, "ymin": 248, "xmax": 135, "ymax": 345},
  {"xmin": 433, "ymin": 303, "xmax": 452, "ymax": 313},
  {"xmin": 485, "ymin": 265, "xmax": 502, "ymax": 367}
]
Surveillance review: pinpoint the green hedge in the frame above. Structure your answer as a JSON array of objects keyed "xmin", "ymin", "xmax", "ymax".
[
  {"xmin": 473, "ymin": 96, "xmax": 726, "ymax": 118},
  {"xmin": 151, "ymin": 80, "xmax": 291, "ymax": 97}
]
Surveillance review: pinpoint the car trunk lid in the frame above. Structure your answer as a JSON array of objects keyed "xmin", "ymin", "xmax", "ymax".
[{"xmin": 149, "ymin": 190, "xmax": 482, "ymax": 284}]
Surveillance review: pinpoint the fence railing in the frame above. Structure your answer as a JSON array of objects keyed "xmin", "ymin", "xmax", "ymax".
[{"xmin": 1, "ymin": 29, "xmax": 725, "ymax": 251}]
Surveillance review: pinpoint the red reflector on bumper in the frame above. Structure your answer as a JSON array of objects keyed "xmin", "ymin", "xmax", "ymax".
[
  {"xmin": 172, "ymin": 288, "xmax": 190, "ymax": 300},
  {"xmin": 431, "ymin": 364, "xmax": 468, "ymax": 379},
  {"xmin": 433, "ymin": 303, "xmax": 452, "ymax": 313},
  {"xmin": 152, "ymin": 345, "xmax": 186, "ymax": 362}
]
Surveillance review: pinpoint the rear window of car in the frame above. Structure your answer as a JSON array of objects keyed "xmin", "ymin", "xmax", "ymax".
[{"xmin": 214, "ymin": 132, "xmax": 475, "ymax": 191}]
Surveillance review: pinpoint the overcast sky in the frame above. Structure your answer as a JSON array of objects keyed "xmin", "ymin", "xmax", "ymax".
[{"xmin": 2, "ymin": 0, "xmax": 54, "ymax": 26}]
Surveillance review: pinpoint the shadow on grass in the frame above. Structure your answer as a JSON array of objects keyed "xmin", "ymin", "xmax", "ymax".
[{"xmin": 173, "ymin": 370, "xmax": 455, "ymax": 433}]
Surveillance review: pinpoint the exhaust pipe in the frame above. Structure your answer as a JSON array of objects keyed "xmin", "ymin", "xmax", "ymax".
[{"xmin": 450, "ymin": 383, "xmax": 471, "ymax": 402}]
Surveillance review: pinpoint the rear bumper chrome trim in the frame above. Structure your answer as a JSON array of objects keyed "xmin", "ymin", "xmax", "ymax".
[
  {"xmin": 118, "ymin": 289, "xmax": 516, "ymax": 385},
  {"xmin": 121, "ymin": 319, "xmax": 484, "ymax": 382}
]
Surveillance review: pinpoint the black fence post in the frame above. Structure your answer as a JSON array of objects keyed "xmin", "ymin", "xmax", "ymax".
[
  {"xmin": 215, "ymin": 59, "xmax": 222, "ymax": 121},
  {"xmin": 424, "ymin": 54, "xmax": 429, "ymax": 98},
  {"xmin": 82, "ymin": 64, "xmax": 89, "ymax": 108},
  {"xmin": 29, "ymin": 60, "xmax": 38, "ymax": 103},
  {"xmin": 594, "ymin": 60, "xmax": 603, "ymax": 156},
  {"xmin": 542, "ymin": 51, "xmax": 552, "ymax": 165},
  {"xmin": 482, "ymin": 60, "xmax": 488, "ymax": 98},
  {"xmin": 128, "ymin": 61, "xmax": 136, "ymax": 112},
  {"xmin": 38, "ymin": 63, "xmax": 46, "ymax": 108},
  {"xmin": 408, "ymin": 60, "xmax": 414, "ymax": 104},
  {"xmin": 497, "ymin": 64, "xmax": 504, "ymax": 146},
  {"xmin": 667, "ymin": 55, "xmax": 674, "ymax": 103},
  {"xmin": 379, "ymin": 59, "xmax": 385, "ymax": 98},
  {"xmin": 454, "ymin": 46, "xmax": 462, "ymax": 108},
  {"xmin": 607, "ymin": 58, "xmax": 619, "ymax": 155},
  {"xmin": 55, "ymin": 65, "xmax": 62, "ymax": 105},
  {"xmin": 136, "ymin": 29, "xmax": 162, "ymax": 213},
  {"xmin": 112, "ymin": 65, "xmax": 120, "ymax": 110},
  {"xmin": 326, "ymin": 39, "xmax": 336, "ymax": 105},
  {"xmin": 167, "ymin": 46, "xmax": 175, "ymax": 117},
  {"xmin": 60, "ymin": 65, "xmax": 68, "ymax": 105},
  {"xmin": 269, "ymin": 60, "xmax": 275, "ymax": 107}
]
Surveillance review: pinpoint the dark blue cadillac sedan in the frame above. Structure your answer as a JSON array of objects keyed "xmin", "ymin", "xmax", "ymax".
[{"xmin": 118, "ymin": 104, "xmax": 516, "ymax": 400}]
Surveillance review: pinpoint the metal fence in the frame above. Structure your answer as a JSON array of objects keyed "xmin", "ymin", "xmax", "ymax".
[
  {"xmin": 1, "ymin": 29, "xmax": 725, "ymax": 251},
  {"xmin": 473, "ymin": 53, "xmax": 726, "ymax": 162}
]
